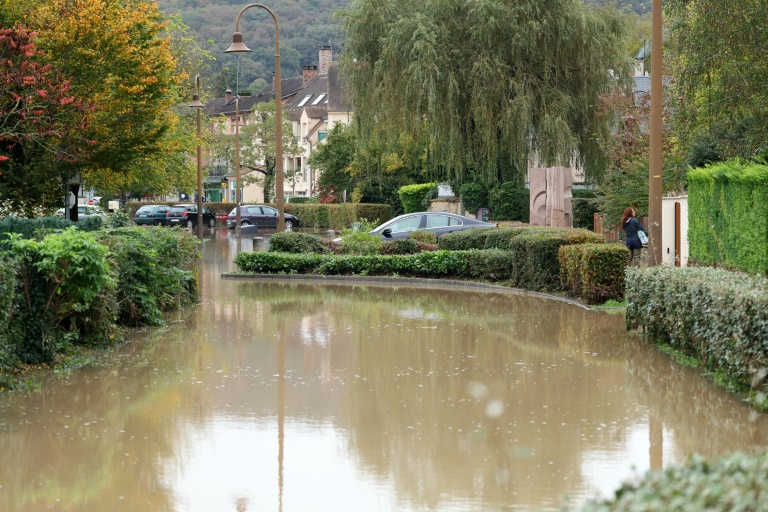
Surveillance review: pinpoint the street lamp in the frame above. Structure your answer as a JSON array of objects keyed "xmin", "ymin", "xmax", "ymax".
[
  {"xmin": 225, "ymin": 3, "xmax": 285, "ymax": 232},
  {"xmin": 189, "ymin": 75, "xmax": 205, "ymax": 239},
  {"xmin": 648, "ymin": 0, "xmax": 663, "ymax": 266}
]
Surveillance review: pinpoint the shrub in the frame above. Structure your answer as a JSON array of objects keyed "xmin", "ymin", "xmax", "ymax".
[
  {"xmin": 380, "ymin": 238, "xmax": 419, "ymax": 255},
  {"xmin": 0, "ymin": 257, "xmax": 17, "ymax": 384},
  {"xmin": 338, "ymin": 219, "xmax": 382, "ymax": 255},
  {"xmin": 95, "ymin": 227, "xmax": 199, "ymax": 326},
  {"xmin": 437, "ymin": 227, "xmax": 500, "ymax": 250},
  {"xmin": 509, "ymin": 229, "xmax": 605, "ymax": 291},
  {"xmin": 688, "ymin": 160, "xmax": 768, "ymax": 273},
  {"xmin": 577, "ymin": 451, "xmax": 768, "ymax": 512},
  {"xmin": 269, "ymin": 232, "xmax": 329, "ymax": 254},
  {"xmin": 559, "ymin": 243, "xmax": 629, "ymax": 304},
  {"xmin": 0, "ymin": 216, "xmax": 102, "ymax": 250},
  {"xmin": 287, "ymin": 196, "xmax": 316, "ymax": 204},
  {"xmin": 459, "ymin": 182, "xmax": 488, "ymax": 215},
  {"xmin": 625, "ymin": 266, "xmax": 768, "ymax": 390},
  {"xmin": 398, "ymin": 183, "xmax": 437, "ymax": 214},
  {"xmin": 234, "ymin": 252, "xmax": 323, "ymax": 274},
  {"xmin": 489, "ymin": 183, "xmax": 530, "ymax": 222},
  {"xmin": 284, "ymin": 203, "xmax": 392, "ymax": 230},
  {"xmin": 5, "ymin": 228, "xmax": 116, "ymax": 363},
  {"xmin": 572, "ymin": 197, "xmax": 600, "ymax": 230},
  {"xmin": 410, "ymin": 229, "xmax": 437, "ymax": 244},
  {"xmin": 463, "ymin": 249, "xmax": 516, "ymax": 281}
]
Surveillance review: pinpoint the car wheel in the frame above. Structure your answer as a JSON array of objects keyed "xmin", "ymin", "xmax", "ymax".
[
  {"xmin": 241, "ymin": 220, "xmax": 251, "ymax": 226},
  {"xmin": 284, "ymin": 219, "xmax": 293, "ymax": 230},
  {"xmin": 208, "ymin": 218, "xmax": 216, "ymax": 228},
  {"xmin": 186, "ymin": 219, "xmax": 194, "ymax": 229}
]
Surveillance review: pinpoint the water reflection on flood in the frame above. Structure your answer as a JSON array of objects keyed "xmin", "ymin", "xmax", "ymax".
[{"xmin": 0, "ymin": 231, "xmax": 766, "ymax": 511}]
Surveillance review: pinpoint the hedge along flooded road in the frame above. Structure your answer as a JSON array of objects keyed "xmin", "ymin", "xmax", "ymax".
[{"xmin": 0, "ymin": 232, "xmax": 767, "ymax": 511}]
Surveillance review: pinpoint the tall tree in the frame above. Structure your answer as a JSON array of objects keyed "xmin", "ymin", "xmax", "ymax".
[
  {"xmin": 666, "ymin": 0, "xmax": 768, "ymax": 162},
  {"xmin": 340, "ymin": 0, "xmax": 632, "ymax": 186}
]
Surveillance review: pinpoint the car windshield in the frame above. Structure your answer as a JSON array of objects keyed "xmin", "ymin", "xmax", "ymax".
[
  {"xmin": 386, "ymin": 215, "xmax": 422, "ymax": 233},
  {"xmin": 170, "ymin": 207, "xmax": 186, "ymax": 213}
]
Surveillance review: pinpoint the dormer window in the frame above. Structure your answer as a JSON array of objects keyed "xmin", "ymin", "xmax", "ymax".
[
  {"xmin": 311, "ymin": 93, "xmax": 326, "ymax": 106},
  {"xmin": 297, "ymin": 95, "xmax": 312, "ymax": 107}
]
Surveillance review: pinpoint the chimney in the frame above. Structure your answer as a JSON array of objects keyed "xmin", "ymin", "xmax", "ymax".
[
  {"xmin": 302, "ymin": 65, "xmax": 318, "ymax": 85},
  {"xmin": 318, "ymin": 45, "xmax": 333, "ymax": 75},
  {"xmin": 225, "ymin": 88, "xmax": 232, "ymax": 104}
]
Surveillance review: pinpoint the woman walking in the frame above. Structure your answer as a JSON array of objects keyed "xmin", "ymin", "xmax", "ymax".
[{"xmin": 622, "ymin": 207, "xmax": 648, "ymax": 266}]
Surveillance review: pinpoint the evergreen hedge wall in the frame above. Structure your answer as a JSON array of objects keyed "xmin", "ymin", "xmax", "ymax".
[
  {"xmin": 398, "ymin": 183, "xmax": 438, "ymax": 214},
  {"xmin": 489, "ymin": 183, "xmax": 529, "ymax": 222},
  {"xmin": 688, "ymin": 160, "xmax": 768, "ymax": 273}
]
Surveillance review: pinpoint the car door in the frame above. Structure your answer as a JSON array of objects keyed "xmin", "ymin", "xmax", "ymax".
[
  {"xmin": 380, "ymin": 214, "xmax": 424, "ymax": 239},
  {"xmin": 424, "ymin": 214, "xmax": 462, "ymax": 237},
  {"xmin": 260, "ymin": 206, "xmax": 278, "ymax": 228}
]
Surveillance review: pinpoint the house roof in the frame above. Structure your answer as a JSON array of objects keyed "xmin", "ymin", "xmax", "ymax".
[{"xmin": 327, "ymin": 62, "xmax": 351, "ymax": 112}]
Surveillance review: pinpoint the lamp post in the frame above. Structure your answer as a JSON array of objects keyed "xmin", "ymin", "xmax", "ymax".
[
  {"xmin": 189, "ymin": 75, "xmax": 205, "ymax": 240},
  {"xmin": 648, "ymin": 0, "xmax": 663, "ymax": 265},
  {"xmin": 225, "ymin": 3, "xmax": 285, "ymax": 232}
]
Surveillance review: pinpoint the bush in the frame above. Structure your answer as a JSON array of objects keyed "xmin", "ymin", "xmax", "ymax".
[
  {"xmin": 572, "ymin": 197, "xmax": 600, "ymax": 230},
  {"xmin": 437, "ymin": 227, "xmax": 501, "ymax": 250},
  {"xmin": 95, "ymin": 227, "xmax": 200, "ymax": 326},
  {"xmin": 459, "ymin": 182, "xmax": 488, "ymax": 215},
  {"xmin": 4, "ymin": 228, "xmax": 116, "ymax": 363},
  {"xmin": 688, "ymin": 160, "xmax": 768, "ymax": 273},
  {"xmin": 410, "ymin": 229, "xmax": 438, "ymax": 244},
  {"xmin": 0, "ymin": 215, "xmax": 102, "ymax": 250},
  {"xmin": 576, "ymin": 451, "xmax": 768, "ymax": 512},
  {"xmin": 284, "ymin": 202, "xmax": 392, "ymax": 230},
  {"xmin": 398, "ymin": 183, "xmax": 437, "ymax": 214},
  {"xmin": 338, "ymin": 219, "xmax": 382, "ymax": 255},
  {"xmin": 0, "ymin": 257, "xmax": 17, "ymax": 385},
  {"xmin": 268, "ymin": 232, "xmax": 329, "ymax": 254},
  {"xmin": 287, "ymin": 196, "xmax": 316, "ymax": 204},
  {"xmin": 559, "ymin": 243, "xmax": 629, "ymax": 304},
  {"xmin": 463, "ymin": 249, "xmax": 516, "ymax": 281},
  {"xmin": 625, "ymin": 266, "xmax": 768, "ymax": 391},
  {"xmin": 508, "ymin": 229, "xmax": 605, "ymax": 291},
  {"xmin": 489, "ymin": 183, "xmax": 529, "ymax": 222},
  {"xmin": 235, "ymin": 252, "xmax": 323, "ymax": 274},
  {"xmin": 380, "ymin": 238, "xmax": 419, "ymax": 255}
]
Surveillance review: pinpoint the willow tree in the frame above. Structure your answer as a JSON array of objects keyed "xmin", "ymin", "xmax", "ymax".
[{"xmin": 341, "ymin": 0, "xmax": 632, "ymax": 186}]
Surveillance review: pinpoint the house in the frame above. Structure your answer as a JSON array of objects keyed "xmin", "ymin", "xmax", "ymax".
[{"xmin": 201, "ymin": 45, "xmax": 353, "ymax": 203}]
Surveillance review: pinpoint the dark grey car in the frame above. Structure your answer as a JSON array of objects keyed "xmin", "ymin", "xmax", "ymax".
[
  {"xmin": 166, "ymin": 204, "xmax": 216, "ymax": 229},
  {"xmin": 133, "ymin": 204, "xmax": 171, "ymax": 226},
  {"xmin": 226, "ymin": 205, "xmax": 300, "ymax": 229},
  {"xmin": 370, "ymin": 212, "xmax": 497, "ymax": 240}
]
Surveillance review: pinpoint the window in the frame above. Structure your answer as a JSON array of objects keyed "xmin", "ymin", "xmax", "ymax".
[
  {"xmin": 318, "ymin": 131, "xmax": 327, "ymax": 141},
  {"xmin": 262, "ymin": 207, "xmax": 277, "ymax": 216},
  {"xmin": 425, "ymin": 215, "xmax": 451, "ymax": 228},
  {"xmin": 311, "ymin": 93, "xmax": 326, "ymax": 106},
  {"xmin": 297, "ymin": 95, "xmax": 312, "ymax": 107},
  {"xmin": 388, "ymin": 215, "xmax": 422, "ymax": 233}
]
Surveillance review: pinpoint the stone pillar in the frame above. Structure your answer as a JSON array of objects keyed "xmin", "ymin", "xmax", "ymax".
[{"xmin": 529, "ymin": 166, "xmax": 573, "ymax": 227}]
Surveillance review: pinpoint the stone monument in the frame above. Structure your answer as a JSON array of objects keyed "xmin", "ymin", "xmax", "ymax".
[{"xmin": 529, "ymin": 166, "xmax": 573, "ymax": 227}]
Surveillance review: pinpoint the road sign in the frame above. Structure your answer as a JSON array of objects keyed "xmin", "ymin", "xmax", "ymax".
[{"xmin": 88, "ymin": 199, "xmax": 94, "ymax": 205}]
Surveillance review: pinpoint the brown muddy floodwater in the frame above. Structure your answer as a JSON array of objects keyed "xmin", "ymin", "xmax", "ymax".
[{"xmin": 0, "ymin": 230, "xmax": 767, "ymax": 512}]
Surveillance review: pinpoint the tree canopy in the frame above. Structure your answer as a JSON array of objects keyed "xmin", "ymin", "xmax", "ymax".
[
  {"xmin": 340, "ymin": 0, "xmax": 632, "ymax": 187},
  {"xmin": 666, "ymin": 0, "xmax": 768, "ymax": 162}
]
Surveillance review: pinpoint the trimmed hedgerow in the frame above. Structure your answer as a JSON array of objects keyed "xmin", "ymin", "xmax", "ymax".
[
  {"xmin": 463, "ymin": 249, "xmax": 516, "ymax": 281},
  {"xmin": 380, "ymin": 238, "xmax": 420, "ymax": 255},
  {"xmin": 437, "ymin": 227, "xmax": 500, "ymax": 250},
  {"xmin": 576, "ymin": 450, "xmax": 768, "ymax": 512},
  {"xmin": 489, "ymin": 183, "xmax": 529, "ymax": 222},
  {"xmin": 559, "ymin": 243, "xmax": 629, "ymax": 304},
  {"xmin": 409, "ymin": 229, "xmax": 437, "ymax": 244},
  {"xmin": 235, "ymin": 252, "xmax": 323, "ymax": 274},
  {"xmin": 268, "ymin": 232, "xmax": 329, "ymax": 254},
  {"xmin": 625, "ymin": 266, "xmax": 768, "ymax": 391},
  {"xmin": 688, "ymin": 160, "xmax": 768, "ymax": 274},
  {"xmin": 398, "ymin": 183, "xmax": 437, "ymax": 214}
]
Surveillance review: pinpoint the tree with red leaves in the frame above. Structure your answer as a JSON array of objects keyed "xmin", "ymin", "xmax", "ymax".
[{"xmin": 0, "ymin": 27, "xmax": 92, "ymax": 208}]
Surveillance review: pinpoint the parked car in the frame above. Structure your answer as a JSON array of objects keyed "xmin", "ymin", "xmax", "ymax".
[
  {"xmin": 166, "ymin": 204, "xmax": 216, "ymax": 229},
  {"xmin": 55, "ymin": 205, "xmax": 107, "ymax": 219},
  {"xmin": 337, "ymin": 212, "xmax": 497, "ymax": 242},
  {"xmin": 226, "ymin": 205, "xmax": 300, "ymax": 230},
  {"xmin": 133, "ymin": 204, "xmax": 171, "ymax": 226}
]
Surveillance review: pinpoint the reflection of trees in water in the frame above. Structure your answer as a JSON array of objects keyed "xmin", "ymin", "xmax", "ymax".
[{"xmin": 625, "ymin": 346, "xmax": 768, "ymax": 461}]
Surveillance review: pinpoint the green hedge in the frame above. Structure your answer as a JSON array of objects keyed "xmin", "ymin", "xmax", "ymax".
[
  {"xmin": 268, "ymin": 232, "xmax": 329, "ymax": 254},
  {"xmin": 398, "ymin": 183, "xmax": 437, "ymax": 214},
  {"xmin": 0, "ymin": 215, "xmax": 103, "ymax": 250},
  {"xmin": 559, "ymin": 243, "xmax": 629, "ymax": 304},
  {"xmin": 688, "ymin": 160, "xmax": 768, "ymax": 273},
  {"xmin": 459, "ymin": 182, "xmax": 488, "ymax": 215},
  {"xmin": 489, "ymin": 183, "xmax": 529, "ymax": 222},
  {"xmin": 576, "ymin": 451, "xmax": 768, "ymax": 512},
  {"xmin": 625, "ymin": 266, "xmax": 768, "ymax": 390},
  {"xmin": 572, "ymin": 197, "xmax": 599, "ymax": 230}
]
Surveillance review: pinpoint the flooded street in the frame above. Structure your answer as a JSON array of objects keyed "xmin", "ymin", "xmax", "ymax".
[{"xmin": 1, "ymin": 230, "xmax": 767, "ymax": 511}]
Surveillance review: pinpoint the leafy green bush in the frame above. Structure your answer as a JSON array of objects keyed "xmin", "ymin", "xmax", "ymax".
[
  {"xmin": 572, "ymin": 197, "xmax": 600, "ymax": 230},
  {"xmin": 0, "ymin": 215, "xmax": 102, "ymax": 250},
  {"xmin": 380, "ymin": 238, "xmax": 419, "ymax": 255},
  {"xmin": 410, "ymin": 229, "xmax": 437, "ymax": 244},
  {"xmin": 559, "ymin": 243, "xmax": 629, "ymax": 304},
  {"xmin": 688, "ymin": 160, "xmax": 768, "ymax": 273},
  {"xmin": 95, "ymin": 227, "xmax": 200, "ymax": 326},
  {"xmin": 437, "ymin": 227, "xmax": 501, "ymax": 250},
  {"xmin": 463, "ymin": 249, "xmax": 516, "ymax": 281},
  {"xmin": 287, "ymin": 196, "xmax": 316, "ymax": 204},
  {"xmin": 5, "ymin": 228, "xmax": 116, "ymax": 363},
  {"xmin": 0, "ymin": 257, "xmax": 17, "ymax": 386},
  {"xmin": 625, "ymin": 266, "xmax": 768, "ymax": 391},
  {"xmin": 234, "ymin": 252, "xmax": 323, "ymax": 274},
  {"xmin": 576, "ymin": 451, "xmax": 768, "ymax": 512},
  {"xmin": 459, "ymin": 182, "xmax": 488, "ymax": 215},
  {"xmin": 106, "ymin": 210, "xmax": 133, "ymax": 228},
  {"xmin": 283, "ymin": 202, "xmax": 392, "ymax": 229},
  {"xmin": 338, "ymin": 219, "xmax": 382, "ymax": 255},
  {"xmin": 398, "ymin": 183, "xmax": 437, "ymax": 214},
  {"xmin": 268, "ymin": 232, "xmax": 329, "ymax": 254},
  {"xmin": 489, "ymin": 183, "xmax": 529, "ymax": 222},
  {"xmin": 509, "ymin": 229, "xmax": 606, "ymax": 291}
]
